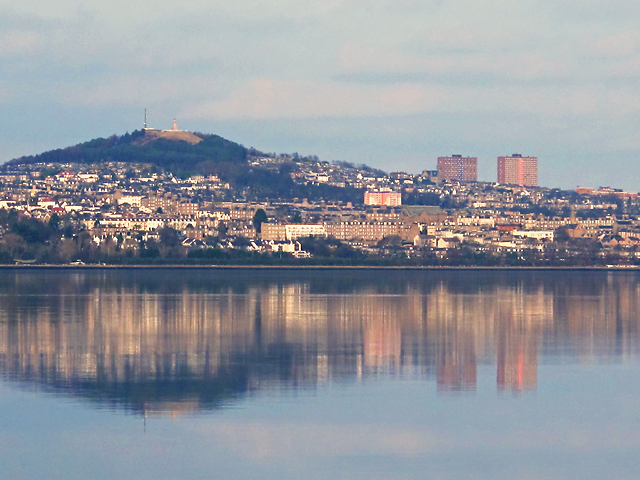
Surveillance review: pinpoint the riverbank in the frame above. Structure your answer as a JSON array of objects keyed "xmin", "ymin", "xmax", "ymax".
[{"xmin": 1, "ymin": 264, "xmax": 639, "ymax": 270}]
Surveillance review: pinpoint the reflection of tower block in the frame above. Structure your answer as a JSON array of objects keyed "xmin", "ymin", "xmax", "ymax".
[
  {"xmin": 437, "ymin": 363, "xmax": 477, "ymax": 392},
  {"xmin": 364, "ymin": 322, "xmax": 401, "ymax": 370},
  {"xmin": 497, "ymin": 334, "xmax": 537, "ymax": 392},
  {"xmin": 437, "ymin": 342, "xmax": 477, "ymax": 392}
]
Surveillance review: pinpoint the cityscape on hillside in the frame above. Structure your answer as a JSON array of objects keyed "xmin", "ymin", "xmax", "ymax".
[{"xmin": 0, "ymin": 122, "xmax": 639, "ymax": 266}]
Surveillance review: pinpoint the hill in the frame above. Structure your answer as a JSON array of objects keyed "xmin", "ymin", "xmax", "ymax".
[
  {"xmin": 9, "ymin": 129, "xmax": 248, "ymax": 179},
  {"xmin": 133, "ymin": 129, "xmax": 204, "ymax": 146},
  {"xmin": 5, "ymin": 129, "xmax": 365, "ymax": 202}
]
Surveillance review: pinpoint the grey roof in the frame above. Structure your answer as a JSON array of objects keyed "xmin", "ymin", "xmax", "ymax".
[{"xmin": 401, "ymin": 205, "xmax": 444, "ymax": 216}]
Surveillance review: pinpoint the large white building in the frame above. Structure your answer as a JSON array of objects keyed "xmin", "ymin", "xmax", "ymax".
[
  {"xmin": 285, "ymin": 224, "xmax": 327, "ymax": 240},
  {"xmin": 261, "ymin": 224, "xmax": 327, "ymax": 241}
]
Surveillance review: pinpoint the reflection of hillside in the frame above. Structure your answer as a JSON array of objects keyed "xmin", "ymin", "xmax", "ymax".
[{"xmin": 1, "ymin": 270, "xmax": 640, "ymax": 414}]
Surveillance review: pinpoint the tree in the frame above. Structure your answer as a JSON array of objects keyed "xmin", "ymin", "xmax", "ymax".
[
  {"xmin": 0, "ymin": 250, "xmax": 12, "ymax": 264},
  {"xmin": 11, "ymin": 218, "xmax": 51, "ymax": 244},
  {"xmin": 252, "ymin": 208, "xmax": 268, "ymax": 233},
  {"xmin": 58, "ymin": 238, "xmax": 79, "ymax": 263},
  {"xmin": 48, "ymin": 213, "xmax": 61, "ymax": 230},
  {"xmin": 100, "ymin": 236, "xmax": 117, "ymax": 257},
  {"xmin": 554, "ymin": 225, "xmax": 570, "ymax": 243},
  {"xmin": 0, "ymin": 233, "xmax": 26, "ymax": 260},
  {"xmin": 233, "ymin": 236, "xmax": 251, "ymax": 248},
  {"xmin": 140, "ymin": 240, "xmax": 160, "ymax": 259},
  {"xmin": 377, "ymin": 235, "xmax": 402, "ymax": 248},
  {"xmin": 158, "ymin": 227, "xmax": 180, "ymax": 248}
]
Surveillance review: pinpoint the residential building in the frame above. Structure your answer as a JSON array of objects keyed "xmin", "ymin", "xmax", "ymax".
[
  {"xmin": 437, "ymin": 155, "xmax": 478, "ymax": 182},
  {"xmin": 285, "ymin": 224, "xmax": 326, "ymax": 240},
  {"xmin": 497, "ymin": 154, "xmax": 538, "ymax": 187},
  {"xmin": 512, "ymin": 230, "xmax": 554, "ymax": 241},
  {"xmin": 325, "ymin": 221, "xmax": 401, "ymax": 242},
  {"xmin": 261, "ymin": 224, "xmax": 287, "ymax": 241},
  {"xmin": 261, "ymin": 224, "xmax": 326, "ymax": 241},
  {"xmin": 364, "ymin": 191, "xmax": 402, "ymax": 206}
]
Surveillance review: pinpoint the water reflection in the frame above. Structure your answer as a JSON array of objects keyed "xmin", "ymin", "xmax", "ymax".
[{"xmin": 0, "ymin": 269, "xmax": 639, "ymax": 415}]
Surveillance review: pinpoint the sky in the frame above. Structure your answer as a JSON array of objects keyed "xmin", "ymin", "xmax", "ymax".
[{"xmin": 2, "ymin": 0, "xmax": 640, "ymax": 190}]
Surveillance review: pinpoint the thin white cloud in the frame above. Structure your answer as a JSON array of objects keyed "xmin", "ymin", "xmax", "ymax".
[
  {"xmin": 590, "ymin": 30, "xmax": 640, "ymax": 58},
  {"xmin": 0, "ymin": 30, "xmax": 39, "ymax": 57},
  {"xmin": 180, "ymin": 78, "xmax": 640, "ymax": 121},
  {"xmin": 337, "ymin": 43, "xmax": 572, "ymax": 81},
  {"xmin": 56, "ymin": 75, "xmax": 220, "ymax": 108},
  {"xmin": 181, "ymin": 79, "xmax": 453, "ymax": 120}
]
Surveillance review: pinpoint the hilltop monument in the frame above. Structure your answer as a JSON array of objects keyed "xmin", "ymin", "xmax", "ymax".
[{"xmin": 134, "ymin": 115, "xmax": 202, "ymax": 145}]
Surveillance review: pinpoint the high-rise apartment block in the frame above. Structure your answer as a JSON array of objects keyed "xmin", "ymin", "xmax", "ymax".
[
  {"xmin": 437, "ymin": 155, "xmax": 478, "ymax": 182},
  {"xmin": 497, "ymin": 154, "xmax": 538, "ymax": 186},
  {"xmin": 364, "ymin": 191, "xmax": 402, "ymax": 206}
]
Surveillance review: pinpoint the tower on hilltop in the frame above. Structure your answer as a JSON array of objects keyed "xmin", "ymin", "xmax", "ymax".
[
  {"xmin": 143, "ymin": 108, "xmax": 155, "ymax": 130},
  {"xmin": 172, "ymin": 119, "xmax": 178, "ymax": 131}
]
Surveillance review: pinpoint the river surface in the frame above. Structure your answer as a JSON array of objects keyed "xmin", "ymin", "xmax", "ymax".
[{"xmin": 1, "ymin": 268, "xmax": 640, "ymax": 479}]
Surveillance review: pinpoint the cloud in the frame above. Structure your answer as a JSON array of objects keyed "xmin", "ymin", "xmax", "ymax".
[
  {"xmin": 56, "ymin": 75, "xmax": 220, "ymax": 108},
  {"xmin": 0, "ymin": 0, "xmax": 348, "ymax": 24},
  {"xmin": 590, "ymin": 30, "xmax": 640, "ymax": 58},
  {"xmin": 337, "ymin": 43, "xmax": 571, "ymax": 82},
  {"xmin": 0, "ymin": 30, "xmax": 39, "ymax": 57},
  {"xmin": 181, "ymin": 78, "xmax": 453, "ymax": 120},
  {"xmin": 180, "ymin": 77, "xmax": 640, "ymax": 122}
]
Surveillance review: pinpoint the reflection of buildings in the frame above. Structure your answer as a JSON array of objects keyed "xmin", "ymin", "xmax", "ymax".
[
  {"xmin": 437, "ymin": 339, "xmax": 476, "ymax": 392},
  {"xmin": 1, "ymin": 271, "xmax": 640, "ymax": 413},
  {"xmin": 364, "ymin": 321, "xmax": 401, "ymax": 372},
  {"xmin": 497, "ymin": 333, "xmax": 538, "ymax": 392}
]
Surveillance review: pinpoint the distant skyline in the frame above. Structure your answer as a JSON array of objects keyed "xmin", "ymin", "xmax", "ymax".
[{"xmin": 2, "ymin": 0, "xmax": 640, "ymax": 190}]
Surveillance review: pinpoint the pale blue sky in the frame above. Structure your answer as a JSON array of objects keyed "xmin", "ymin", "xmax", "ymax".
[{"xmin": 2, "ymin": 0, "xmax": 640, "ymax": 189}]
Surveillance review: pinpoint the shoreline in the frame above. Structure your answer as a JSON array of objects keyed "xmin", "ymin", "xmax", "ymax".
[{"xmin": 0, "ymin": 264, "xmax": 638, "ymax": 271}]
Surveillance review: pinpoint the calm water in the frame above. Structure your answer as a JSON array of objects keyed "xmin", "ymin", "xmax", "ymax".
[{"xmin": 1, "ymin": 269, "xmax": 640, "ymax": 479}]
